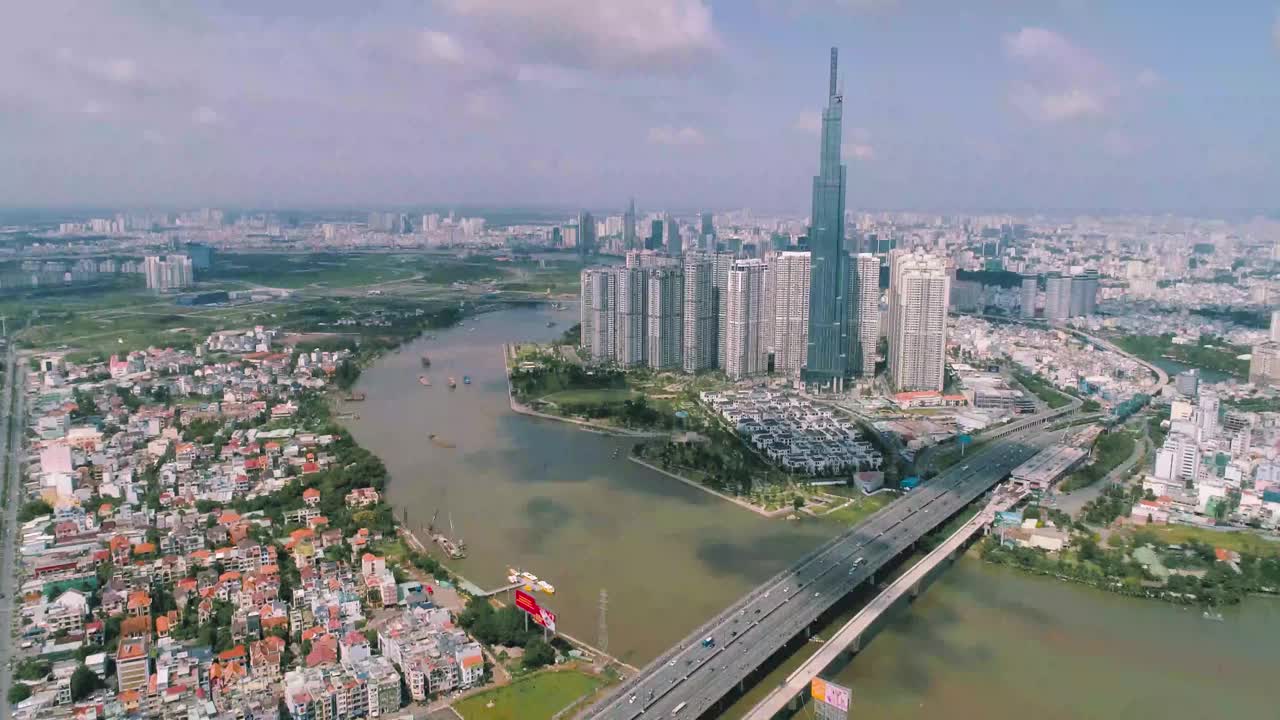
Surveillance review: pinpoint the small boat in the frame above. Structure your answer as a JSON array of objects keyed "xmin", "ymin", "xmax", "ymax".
[
  {"xmin": 546, "ymin": 321, "xmax": 557, "ymax": 328},
  {"xmin": 428, "ymin": 433, "xmax": 456, "ymax": 449},
  {"xmin": 421, "ymin": 355, "xmax": 432, "ymax": 368},
  {"xmin": 463, "ymin": 376, "xmax": 471, "ymax": 385},
  {"xmin": 507, "ymin": 567, "xmax": 555, "ymax": 594},
  {"xmin": 419, "ymin": 376, "xmax": 432, "ymax": 387},
  {"xmin": 1202, "ymin": 608, "xmax": 1224, "ymax": 622},
  {"xmin": 448, "ymin": 377, "xmax": 457, "ymax": 389}
]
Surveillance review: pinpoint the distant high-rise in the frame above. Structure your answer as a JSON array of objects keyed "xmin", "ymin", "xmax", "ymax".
[
  {"xmin": 1020, "ymin": 274, "xmax": 1038, "ymax": 319},
  {"xmin": 144, "ymin": 254, "xmax": 194, "ymax": 292},
  {"xmin": 647, "ymin": 219, "xmax": 664, "ymax": 251},
  {"xmin": 770, "ymin": 251, "xmax": 811, "ymax": 377},
  {"xmin": 803, "ymin": 47, "xmax": 849, "ymax": 392},
  {"xmin": 614, "ymin": 268, "xmax": 647, "ymax": 368},
  {"xmin": 725, "ymin": 259, "xmax": 770, "ymax": 380},
  {"xmin": 851, "ymin": 253, "xmax": 880, "ymax": 377},
  {"xmin": 666, "ymin": 217, "xmax": 682, "ymax": 256},
  {"xmin": 711, "ymin": 252, "xmax": 736, "ymax": 368},
  {"xmin": 682, "ymin": 255, "xmax": 716, "ymax": 373},
  {"xmin": 578, "ymin": 211, "xmax": 596, "ymax": 262},
  {"xmin": 645, "ymin": 268, "xmax": 684, "ymax": 369},
  {"xmin": 1044, "ymin": 273, "xmax": 1072, "ymax": 320},
  {"xmin": 624, "ymin": 198, "xmax": 638, "ymax": 250},
  {"xmin": 580, "ymin": 269, "xmax": 615, "ymax": 361},
  {"xmin": 699, "ymin": 212, "xmax": 715, "ymax": 250},
  {"xmin": 887, "ymin": 251, "xmax": 949, "ymax": 392}
]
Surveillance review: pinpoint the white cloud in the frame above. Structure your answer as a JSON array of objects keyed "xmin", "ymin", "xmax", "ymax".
[
  {"xmin": 648, "ymin": 125, "xmax": 706, "ymax": 146},
  {"xmin": 1136, "ymin": 68, "xmax": 1161, "ymax": 89},
  {"xmin": 842, "ymin": 142, "xmax": 874, "ymax": 160},
  {"xmin": 791, "ymin": 111, "xmax": 821, "ymax": 135},
  {"xmin": 442, "ymin": 0, "xmax": 720, "ymax": 71},
  {"xmin": 80, "ymin": 100, "xmax": 106, "ymax": 115},
  {"xmin": 1003, "ymin": 27, "xmax": 1111, "ymax": 122},
  {"xmin": 1014, "ymin": 87, "xmax": 1104, "ymax": 121},
  {"xmin": 192, "ymin": 106, "xmax": 220, "ymax": 125},
  {"xmin": 419, "ymin": 30, "xmax": 465, "ymax": 65}
]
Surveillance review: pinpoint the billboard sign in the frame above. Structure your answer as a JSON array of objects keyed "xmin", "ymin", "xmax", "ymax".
[
  {"xmin": 514, "ymin": 589, "xmax": 557, "ymax": 633},
  {"xmin": 811, "ymin": 678, "xmax": 851, "ymax": 717}
]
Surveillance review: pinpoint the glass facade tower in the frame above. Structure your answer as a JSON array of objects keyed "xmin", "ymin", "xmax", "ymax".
[{"xmin": 803, "ymin": 47, "xmax": 849, "ymax": 392}]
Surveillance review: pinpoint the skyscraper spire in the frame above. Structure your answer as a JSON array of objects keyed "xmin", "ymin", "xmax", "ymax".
[
  {"xmin": 804, "ymin": 47, "xmax": 849, "ymax": 392},
  {"xmin": 829, "ymin": 47, "xmax": 838, "ymax": 99}
]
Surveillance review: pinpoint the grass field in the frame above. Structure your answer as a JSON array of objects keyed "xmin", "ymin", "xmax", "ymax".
[
  {"xmin": 453, "ymin": 671, "xmax": 602, "ymax": 720},
  {"xmin": 821, "ymin": 491, "xmax": 895, "ymax": 526},
  {"xmin": 541, "ymin": 388, "xmax": 641, "ymax": 405},
  {"xmin": 210, "ymin": 252, "xmax": 420, "ymax": 289},
  {"xmin": 1138, "ymin": 525, "xmax": 1280, "ymax": 557}
]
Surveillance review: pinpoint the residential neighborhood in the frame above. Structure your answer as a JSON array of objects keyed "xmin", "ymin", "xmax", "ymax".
[{"xmin": 6, "ymin": 331, "xmax": 503, "ymax": 720}]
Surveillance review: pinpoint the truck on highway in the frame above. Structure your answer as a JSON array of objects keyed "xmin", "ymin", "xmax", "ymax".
[
  {"xmin": 701, "ymin": 636, "xmax": 715, "ymax": 648},
  {"xmin": 673, "ymin": 701, "xmax": 688, "ymax": 714}
]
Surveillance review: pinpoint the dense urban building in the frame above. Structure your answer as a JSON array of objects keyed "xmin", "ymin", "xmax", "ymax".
[
  {"xmin": 614, "ymin": 267, "xmax": 648, "ymax": 368},
  {"xmin": 851, "ymin": 253, "xmax": 881, "ymax": 377},
  {"xmin": 645, "ymin": 267, "xmax": 684, "ymax": 369},
  {"xmin": 143, "ymin": 254, "xmax": 194, "ymax": 291},
  {"xmin": 769, "ymin": 251, "xmax": 811, "ymax": 377},
  {"xmin": 887, "ymin": 250, "xmax": 950, "ymax": 392},
  {"xmin": 725, "ymin": 260, "xmax": 770, "ymax": 380},
  {"xmin": 682, "ymin": 255, "xmax": 717, "ymax": 373}
]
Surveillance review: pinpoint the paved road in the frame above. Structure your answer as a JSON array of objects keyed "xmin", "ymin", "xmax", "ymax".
[
  {"xmin": 584, "ymin": 429, "xmax": 1061, "ymax": 720},
  {"xmin": 0, "ymin": 340, "xmax": 23, "ymax": 718}
]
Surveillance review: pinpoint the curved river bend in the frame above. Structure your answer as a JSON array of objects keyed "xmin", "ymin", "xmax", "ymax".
[{"xmin": 347, "ymin": 304, "xmax": 1279, "ymax": 718}]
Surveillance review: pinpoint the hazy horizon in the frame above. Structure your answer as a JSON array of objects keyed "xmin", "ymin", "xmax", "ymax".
[{"xmin": 3, "ymin": 1, "xmax": 1279, "ymax": 212}]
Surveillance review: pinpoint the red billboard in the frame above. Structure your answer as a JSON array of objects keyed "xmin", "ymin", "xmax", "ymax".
[{"xmin": 514, "ymin": 589, "xmax": 557, "ymax": 633}]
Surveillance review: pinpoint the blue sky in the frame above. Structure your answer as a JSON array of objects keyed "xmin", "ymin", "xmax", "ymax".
[{"xmin": 1, "ymin": 1, "xmax": 1277, "ymax": 212}]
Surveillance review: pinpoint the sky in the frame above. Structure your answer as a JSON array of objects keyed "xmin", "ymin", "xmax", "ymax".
[{"xmin": 1, "ymin": 1, "xmax": 1278, "ymax": 213}]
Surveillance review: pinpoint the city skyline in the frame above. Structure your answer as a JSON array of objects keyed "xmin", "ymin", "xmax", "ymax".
[{"xmin": 3, "ymin": 2, "xmax": 1279, "ymax": 212}]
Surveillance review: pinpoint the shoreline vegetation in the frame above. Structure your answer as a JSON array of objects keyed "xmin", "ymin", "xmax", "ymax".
[{"xmin": 503, "ymin": 341, "xmax": 894, "ymax": 521}]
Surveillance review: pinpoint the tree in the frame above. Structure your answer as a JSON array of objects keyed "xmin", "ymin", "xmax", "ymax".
[
  {"xmin": 523, "ymin": 637, "xmax": 556, "ymax": 669},
  {"xmin": 7, "ymin": 684, "xmax": 31, "ymax": 705},
  {"xmin": 70, "ymin": 664, "xmax": 104, "ymax": 701},
  {"xmin": 792, "ymin": 495, "xmax": 804, "ymax": 512},
  {"xmin": 18, "ymin": 499, "xmax": 54, "ymax": 522}
]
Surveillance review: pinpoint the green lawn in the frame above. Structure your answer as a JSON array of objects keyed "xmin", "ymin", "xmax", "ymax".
[
  {"xmin": 1140, "ymin": 525, "xmax": 1280, "ymax": 557},
  {"xmin": 821, "ymin": 492, "xmax": 894, "ymax": 526},
  {"xmin": 541, "ymin": 388, "xmax": 640, "ymax": 404},
  {"xmin": 453, "ymin": 671, "xmax": 603, "ymax": 720}
]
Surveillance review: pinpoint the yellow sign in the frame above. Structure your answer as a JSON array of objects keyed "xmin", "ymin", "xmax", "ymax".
[{"xmin": 811, "ymin": 678, "xmax": 828, "ymax": 702}]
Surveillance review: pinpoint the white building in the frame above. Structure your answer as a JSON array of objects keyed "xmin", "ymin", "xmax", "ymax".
[
  {"xmin": 614, "ymin": 267, "xmax": 647, "ymax": 368},
  {"xmin": 580, "ymin": 268, "xmax": 615, "ymax": 362},
  {"xmin": 852, "ymin": 253, "xmax": 880, "ymax": 377},
  {"xmin": 887, "ymin": 251, "xmax": 949, "ymax": 392},
  {"xmin": 769, "ymin": 251, "xmax": 810, "ymax": 378},
  {"xmin": 645, "ymin": 267, "xmax": 684, "ymax": 370},
  {"xmin": 682, "ymin": 254, "xmax": 716, "ymax": 373},
  {"xmin": 725, "ymin": 259, "xmax": 769, "ymax": 380}
]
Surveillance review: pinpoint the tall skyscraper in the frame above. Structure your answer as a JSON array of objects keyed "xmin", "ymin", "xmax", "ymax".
[
  {"xmin": 1020, "ymin": 274, "xmax": 1038, "ymax": 319},
  {"xmin": 1044, "ymin": 273, "xmax": 1073, "ymax": 321},
  {"xmin": 624, "ymin": 198, "xmax": 638, "ymax": 250},
  {"xmin": 647, "ymin": 219, "xmax": 664, "ymax": 251},
  {"xmin": 852, "ymin": 253, "xmax": 880, "ymax": 377},
  {"xmin": 614, "ymin": 268, "xmax": 647, "ymax": 368},
  {"xmin": 645, "ymin": 268, "xmax": 684, "ymax": 369},
  {"xmin": 770, "ymin": 251, "xmax": 811, "ymax": 378},
  {"xmin": 666, "ymin": 216, "xmax": 682, "ymax": 256},
  {"xmin": 725, "ymin": 259, "xmax": 770, "ymax": 380},
  {"xmin": 682, "ymin": 255, "xmax": 716, "ymax": 373},
  {"xmin": 699, "ymin": 212, "xmax": 715, "ymax": 250},
  {"xmin": 712, "ymin": 252, "xmax": 736, "ymax": 369},
  {"xmin": 144, "ymin": 254, "xmax": 194, "ymax": 291},
  {"xmin": 578, "ymin": 211, "xmax": 596, "ymax": 262},
  {"xmin": 580, "ymin": 269, "xmax": 615, "ymax": 361},
  {"xmin": 803, "ymin": 48, "xmax": 849, "ymax": 392},
  {"xmin": 887, "ymin": 251, "xmax": 949, "ymax": 392}
]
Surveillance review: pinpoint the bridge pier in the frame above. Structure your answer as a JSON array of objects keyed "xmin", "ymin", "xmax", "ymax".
[{"xmin": 910, "ymin": 580, "xmax": 922, "ymax": 598}]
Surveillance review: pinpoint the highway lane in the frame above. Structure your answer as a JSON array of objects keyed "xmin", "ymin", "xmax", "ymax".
[{"xmin": 588, "ymin": 430, "xmax": 1058, "ymax": 720}]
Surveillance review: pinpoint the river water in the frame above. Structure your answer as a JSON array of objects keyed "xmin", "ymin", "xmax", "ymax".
[
  {"xmin": 346, "ymin": 304, "xmax": 1279, "ymax": 714},
  {"xmin": 343, "ymin": 303, "xmax": 835, "ymax": 665}
]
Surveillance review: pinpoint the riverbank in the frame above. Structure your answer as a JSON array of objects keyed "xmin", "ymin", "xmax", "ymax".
[
  {"xmin": 627, "ymin": 456, "xmax": 792, "ymax": 518},
  {"xmin": 503, "ymin": 344, "xmax": 666, "ymax": 437}
]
